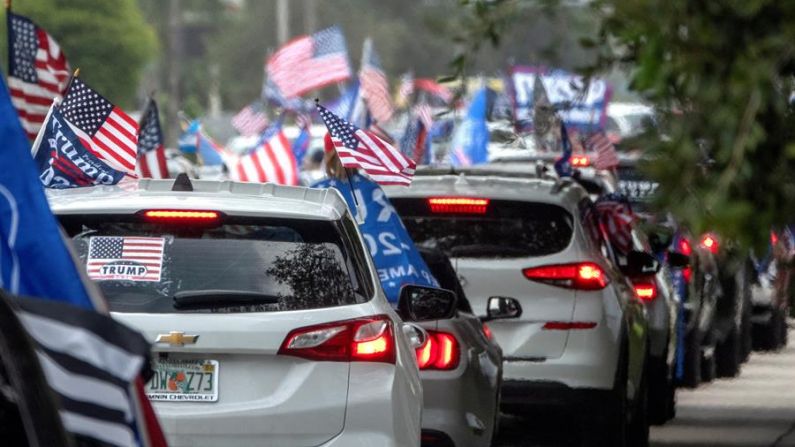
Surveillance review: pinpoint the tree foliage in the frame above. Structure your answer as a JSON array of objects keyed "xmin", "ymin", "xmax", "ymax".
[
  {"xmin": 588, "ymin": 0, "xmax": 795, "ymax": 247},
  {"xmin": 3, "ymin": 0, "xmax": 157, "ymax": 108}
]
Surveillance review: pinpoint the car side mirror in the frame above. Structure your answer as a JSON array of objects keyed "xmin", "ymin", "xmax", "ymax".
[
  {"xmin": 667, "ymin": 252, "xmax": 690, "ymax": 268},
  {"xmin": 482, "ymin": 296, "xmax": 522, "ymax": 321},
  {"xmin": 621, "ymin": 250, "xmax": 661, "ymax": 277},
  {"xmin": 398, "ymin": 285, "xmax": 457, "ymax": 322}
]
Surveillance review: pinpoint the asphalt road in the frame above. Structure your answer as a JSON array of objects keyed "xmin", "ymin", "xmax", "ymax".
[{"xmin": 495, "ymin": 326, "xmax": 795, "ymax": 446}]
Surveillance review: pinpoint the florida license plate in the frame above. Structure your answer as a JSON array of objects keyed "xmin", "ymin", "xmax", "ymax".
[{"xmin": 146, "ymin": 359, "xmax": 219, "ymax": 402}]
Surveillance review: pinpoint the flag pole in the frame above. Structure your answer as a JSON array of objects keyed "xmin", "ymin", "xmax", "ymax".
[
  {"xmin": 5, "ymin": 0, "xmax": 11, "ymax": 11},
  {"xmin": 29, "ymin": 98, "xmax": 57, "ymax": 156},
  {"xmin": 63, "ymin": 68, "xmax": 80, "ymax": 95}
]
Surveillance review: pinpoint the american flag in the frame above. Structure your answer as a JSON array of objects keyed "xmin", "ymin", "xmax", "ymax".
[
  {"xmin": 359, "ymin": 38, "xmax": 393, "ymax": 124},
  {"xmin": 59, "ymin": 78, "xmax": 139, "ymax": 175},
  {"xmin": 399, "ymin": 117, "xmax": 431, "ymax": 165},
  {"xmin": 414, "ymin": 78, "xmax": 453, "ymax": 104},
  {"xmin": 414, "ymin": 103, "xmax": 433, "ymax": 130},
  {"xmin": 587, "ymin": 132, "xmax": 620, "ymax": 170},
  {"xmin": 7, "ymin": 11, "xmax": 70, "ymax": 140},
  {"xmin": 136, "ymin": 99, "xmax": 169, "ymax": 179},
  {"xmin": 592, "ymin": 194, "xmax": 636, "ymax": 254},
  {"xmin": 396, "ymin": 72, "xmax": 414, "ymax": 107},
  {"xmin": 232, "ymin": 129, "xmax": 298, "ymax": 185},
  {"xmin": 266, "ymin": 26, "xmax": 352, "ymax": 99},
  {"xmin": 232, "ymin": 102, "xmax": 269, "ymax": 136},
  {"xmin": 86, "ymin": 236, "xmax": 165, "ymax": 282},
  {"xmin": 318, "ymin": 103, "xmax": 415, "ymax": 186}
]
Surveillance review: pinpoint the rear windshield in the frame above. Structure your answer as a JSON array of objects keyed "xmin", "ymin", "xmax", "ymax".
[
  {"xmin": 60, "ymin": 215, "xmax": 370, "ymax": 313},
  {"xmin": 391, "ymin": 198, "xmax": 573, "ymax": 258}
]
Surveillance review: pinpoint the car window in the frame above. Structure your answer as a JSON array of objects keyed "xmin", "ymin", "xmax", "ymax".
[
  {"xmin": 391, "ymin": 198, "xmax": 573, "ymax": 259},
  {"xmin": 60, "ymin": 215, "xmax": 370, "ymax": 313}
]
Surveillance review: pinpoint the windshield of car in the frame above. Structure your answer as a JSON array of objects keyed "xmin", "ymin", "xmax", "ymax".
[
  {"xmin": 60, "ymin": 214, "xmax": 370, "ymax": 313},
  {"xmin": 391, "ymin": 198, "xmax": 573, "ymax": 258}
]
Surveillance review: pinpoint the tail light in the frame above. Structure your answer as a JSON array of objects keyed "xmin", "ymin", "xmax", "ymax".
[
  {"xmin": 522, "ymin": 262, "xmax": 609, "ymax": 290},
  {"xmin": 481, "ymin": 323, "xmax": 493, "ymax": 341},
  {"xmin": 427, "ymin": 197, "xmax": 489, "ymax": 214},
  {"xmin": 571, "ymin": 155, "xmax": 591, "ymax": 167},
  {"xmin": 682, "ymin": 267, "xmax": 693, "ymax": 283},
  {"xmin": 278, "ymin": 316, "xmax": 395, "ymax": 364},
  {"xmin": 677, "ymin": 237, "xmax": 692, "ymax": 256},
  {"xmin": 632, "ymin": 280, "xmax": 658, "ymax": 301},
  {"xmin": 142, "ymin": 209, "xmax": 221, "ymax": 224},
  {"xmin": 415, "ymin": 330, "xmax": 460, "ymax": 370},
  {"xmin": 771, "ymin": 231, "xmax": 779, "ymax": 246},
  {"xmin": 700, "ymin": 233, "xmax": 719, "ymax": 255}
]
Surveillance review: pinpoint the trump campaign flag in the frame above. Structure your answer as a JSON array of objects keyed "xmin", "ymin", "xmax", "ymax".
[
  {"xmin": 449, "ymin": 87, "xmax": 489, "ymax": 167},
  {"xmin": 58, "ymin": 77, "xmax": 139, "ymax": 175},
  {"xmin": 266, "ymin": 26, "xmax": 352, "ymax": 99},
  {"xmin": 313, "ymin": 174, "xmax": 438, "ymax": 303},
  {"xmin": 317, "ymin": 102, "xmax": 415, "ymax": 185},
  {"xmin": 554, "ymin": 121, "xmax": 574, "ymax": 178},
  {"xmin": 32, "ymin": 106, "xmax": 127, "ymax": 188},
  {"xmin": 6, "ymin": 10, "xmax": 70, "ymax": 139},
  {"xmin": 0, "ymin": 73, "xmax": 166, "ymax": 447},
  {"xmin": 136, "ymin": 99, "xmax": 169, "ymax": 179}
]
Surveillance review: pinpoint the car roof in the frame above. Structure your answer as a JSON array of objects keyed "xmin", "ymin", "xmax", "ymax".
[
  {"xmin": 384, "ymin": 165, "xmax": 588, "ymax": 208},
  {"xmin": 46, "ymin": 178, "xmax": 350, "ymax": 221}
]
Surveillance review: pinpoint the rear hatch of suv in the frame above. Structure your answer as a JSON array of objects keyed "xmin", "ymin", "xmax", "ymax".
[
  {"xmin": 391, "ymin": 197, "xmax": 579, "ymax": 360},
  {"xmin": 59, "ymin": 212, "xmax": 372, "ymax": 446}
]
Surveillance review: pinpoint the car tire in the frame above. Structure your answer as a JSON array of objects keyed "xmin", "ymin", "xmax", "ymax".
[
  {"xmin": 779, "ymin": 310, "xmax": 789, "ymax": 348},
  {"xmin": 626, "ymin": 368, "xmax": 650, "ymax": 447},
  {"xmin": 581, "ymin": 341, "xmax": 629, "ymax": 447},
  {"xmin": 715, "ymin": 325, "xmax": 741, "ymax": 378},
  {"xmin": 753, "ymin": 311, "xmax": 785, "ymax": 351},
  {"xmin": 740, "ymin": 270, "xmax": 754, "ymax": 362},
  {"xmin": 700, "ymin": 338, "xmax": 716, "ymax": 383},
  {"xmin": 680, "ymin": 330, "xmax": 701, "ymax": 388},
  {"xmin": 648, "ymin": 354, "xmax": 675, "ymax": 425}
]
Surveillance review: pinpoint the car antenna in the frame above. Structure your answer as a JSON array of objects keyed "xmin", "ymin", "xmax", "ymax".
[{"xmin": 172, "ymin": 173, "xmax": 194, "ymax": 192}]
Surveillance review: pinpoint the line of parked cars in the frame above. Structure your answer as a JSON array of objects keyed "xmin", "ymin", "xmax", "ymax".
[{"xmin": 44, "ymin": 143, "xmax": 791, "ymax": 446}]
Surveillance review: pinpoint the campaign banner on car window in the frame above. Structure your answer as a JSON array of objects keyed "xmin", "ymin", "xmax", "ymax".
[
  {"xmin": 314, "ymin": 174, "xmax": 438, "ymax": 303},
  {"xmin": 509, "ymin": 66, "xmax": 612, "ymax": 134}
]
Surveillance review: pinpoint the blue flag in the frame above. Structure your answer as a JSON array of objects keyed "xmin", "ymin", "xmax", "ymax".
[
  {"xmin": 178, "ymin": 120, "xmax": 201, "ymax": 154},
  {"xmin": 554, "ymin": 121, "xmax": 574, "ymax": 177},
  {"xmin": 292, "ymin": 126, "xmax": 311, "ymax": 166},
  {"xmin": 0, "ymin": 76, "xmax": 97, "ymax": 309},
  {"xmin": 313, "ymin": 174, "xmax": 438, "ymax": 303},
  {"xmin": 33, "ymin": 108, "xmax": 126, "ymax": 189},
  {"xmin": 449, "ymin": 87, "xmax": 489, "ymax": 166}
]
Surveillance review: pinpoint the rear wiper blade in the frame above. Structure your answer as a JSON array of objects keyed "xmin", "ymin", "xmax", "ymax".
[{"xmin": 173, "ymin": 290, "xmax": 280, "ymax": 310}]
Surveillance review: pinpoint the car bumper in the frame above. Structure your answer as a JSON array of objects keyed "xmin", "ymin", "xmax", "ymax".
[{"xmin": 500, "ymin": 380, "xmax": 614, "ymax": 412}]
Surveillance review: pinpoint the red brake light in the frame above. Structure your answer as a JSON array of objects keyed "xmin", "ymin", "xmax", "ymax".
[
  {"xmin": 143, "ymin": 210, "xmax": 220, "ymax": 223},
  {"xmin": 771, "ymin": 231, "xmax": 779, "ymax": 246},
  {"xmin": 632, "ymin": 280, "xmax": 658, "ymax": 302},
  {"xmin": 571, "ymin": 155, "xmax": 591, "ymax": 167},
  {"xmin": 523, "ymin": 262, "xmax": 609, "ymax": 290},
  {"xmin": 700, "ymin": 234, "xmax": 719, "ymax": 255},
  {"xmin": 677, "ymin": 237, "xmax": 692, "ymax": 256},
  {"xmin": 427, "ymin": 197, "xmax": 489, "ymax": 214},
  {"xmin": 279, "ymin": 316, "xmax": 395, "ymax": 364},
  {"xmin": 682, "ymin": 266, "xmax": 693, "ymax": 283},
  {"xmin": 414, "ymin": 330, "xmax": 460, "ymax": 370},
  {"xmin": 481, "ymin": 323, "xmax": 493, "ymax": 340}
]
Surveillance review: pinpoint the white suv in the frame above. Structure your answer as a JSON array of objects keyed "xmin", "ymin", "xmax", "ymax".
[
  {"xmin": 386, "ymin": 166, "xmax": 652, "ymax": 446},
  {"xmin": 48, "ymin": 177, "xmax": 433, "ymax": 447}
]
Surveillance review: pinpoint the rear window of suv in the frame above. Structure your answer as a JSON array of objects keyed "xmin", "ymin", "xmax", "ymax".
[
  {"xmin": 391, "ymin": 198, "xmax": 573, "ymax": 258},
  {"xmin": 59, "ymin": 214, "xmax": 371, "ymax": 313}
]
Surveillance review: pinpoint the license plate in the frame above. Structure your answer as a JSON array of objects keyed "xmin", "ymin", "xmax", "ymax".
[{"xmin": 146, "ymin": 359, "xmax": 219, "ymax": 402}]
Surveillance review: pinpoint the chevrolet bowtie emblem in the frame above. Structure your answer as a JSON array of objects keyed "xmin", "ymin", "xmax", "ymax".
[{"xmin": 155, "ymin": 331, "xmax": 199, "ymax": 346}]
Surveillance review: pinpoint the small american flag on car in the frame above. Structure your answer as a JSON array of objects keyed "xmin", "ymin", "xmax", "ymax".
[
  {"xmin": 136, "ymin": 98, "xmax": 169, "ymax": 179},
  {"xmin": 266, "ymin": 26, "xmax": 352, "ymax": 99},
  {"xmin": 7, "ymin": 11, "xmax": 70, "ymax": 140},
  {"xmin": 587, "ymin": 132, "xmax": 620, "ymax": 170},
  {"xmin": 87, "ymin": 236, "xmax": 165, "ymax": 282},
  {"xmin": 318, "ymin": 102, "xmax": 415, "ymax": 186},
  {"xmin": 59, "ymin": 78, "xmax": 139, "ymax": 175}
]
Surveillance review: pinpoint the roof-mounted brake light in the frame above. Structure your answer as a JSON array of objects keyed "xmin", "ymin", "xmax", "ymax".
[
  {"xmin": 142, "ymin": 210, "xmax": 221, "ymax": 224},
  {"xmin": 427, "ymin": 197, "xmax": 490, "ymax": 214}
]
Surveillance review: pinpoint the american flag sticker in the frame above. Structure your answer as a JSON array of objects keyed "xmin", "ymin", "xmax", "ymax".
[{"xmin": 87, "ymin": 236, "xmax": 165, "ymax": 282}]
